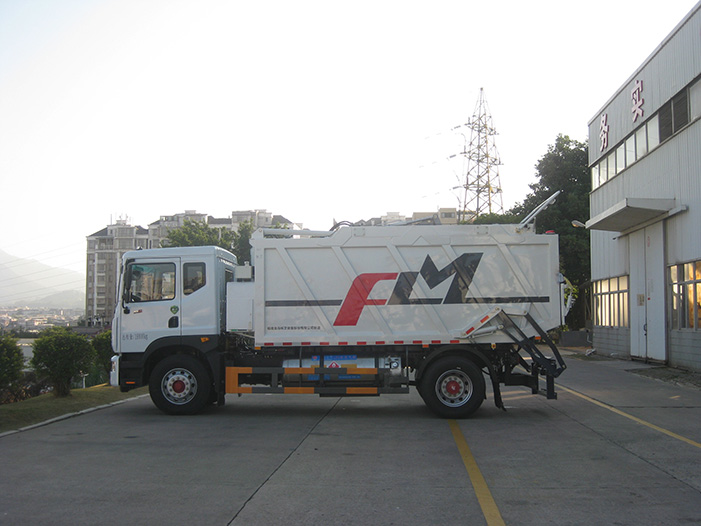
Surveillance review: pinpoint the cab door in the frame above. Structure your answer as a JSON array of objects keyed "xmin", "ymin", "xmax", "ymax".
[{"xmin": 119, "ymin": 257, "xmax": 181, "ymax": 354}]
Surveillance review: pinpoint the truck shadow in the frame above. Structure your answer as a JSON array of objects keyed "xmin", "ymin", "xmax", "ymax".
[{"xmin": 123, "ymin": 386, "xmax": 556, "ymax": 423}]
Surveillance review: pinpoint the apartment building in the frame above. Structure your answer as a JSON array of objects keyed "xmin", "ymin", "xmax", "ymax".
[
  {"xmin": 85, "ymin": 220, "xmax": 148, "ymax": 326},
  {"xmin": 85, "ymin": 210, "xmax": 294, "ymax": 326}
]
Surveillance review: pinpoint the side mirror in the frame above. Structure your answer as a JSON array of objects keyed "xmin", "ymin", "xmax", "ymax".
[{"xmin": 122, "ymin": 265, "xmax": 132, "ymax": 313}]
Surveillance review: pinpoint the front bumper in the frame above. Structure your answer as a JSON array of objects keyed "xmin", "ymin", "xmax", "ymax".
[{"xmin": 110, "ymin": 355, "xmax": 120, "ymax": 387}]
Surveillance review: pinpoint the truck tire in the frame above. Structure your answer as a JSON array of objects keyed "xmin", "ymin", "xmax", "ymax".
[
  {"xmin": 149, "ymin": 355, "xmax": 212, "ymax": 415},
  {"xmin": 419, "ymin": 356, "xmax": 485, "ymax": 418}
]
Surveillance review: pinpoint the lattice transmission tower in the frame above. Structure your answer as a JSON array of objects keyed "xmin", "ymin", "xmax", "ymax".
[{"xmin": 453, "ymin": 88, "xmax": 504, "ymax": 222}]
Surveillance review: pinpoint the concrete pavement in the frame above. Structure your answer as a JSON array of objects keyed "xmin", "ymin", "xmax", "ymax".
[{"xmin": 0, "ymin": 351, "xmax": 699, "ymax": 525}]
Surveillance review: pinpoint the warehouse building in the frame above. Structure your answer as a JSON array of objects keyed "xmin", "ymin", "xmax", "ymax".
[{"xmin": 586, "ymin": 2, "xmax": 701, "ymax": 371}]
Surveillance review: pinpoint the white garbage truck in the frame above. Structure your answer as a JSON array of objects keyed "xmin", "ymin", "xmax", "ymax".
[{"xmin": 110, "ymin": 221, "xmax": 567, "ymax": 418}]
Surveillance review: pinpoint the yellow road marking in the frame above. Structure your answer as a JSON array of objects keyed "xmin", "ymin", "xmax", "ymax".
[
  {"xmin": 449, "ymin": 420, "xmax": 506, "ymax": 526},
  {"xmin": 558, "ymin": 385, "xmax": 701, "ymax": 449}
]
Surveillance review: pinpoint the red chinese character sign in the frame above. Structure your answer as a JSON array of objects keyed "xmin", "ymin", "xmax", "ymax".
[
  {"xmin": 631, "ymin": 80, "xmax": 644, "ymax": 122},
  {"xmin": 599, "ymin": 113, "xmax": 609, "ymax": 152}
]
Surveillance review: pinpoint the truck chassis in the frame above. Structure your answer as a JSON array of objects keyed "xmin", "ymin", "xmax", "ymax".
[{"xmin": 128, "ymin": 308, "xmax": 566, "ymax": 419}]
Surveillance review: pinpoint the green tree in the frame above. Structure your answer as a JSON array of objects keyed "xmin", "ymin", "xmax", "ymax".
[
  {"xmin": 231, "ymin": 219, "xmax": 254, "ymax": 264},
  {"xmin": 166, "ymin": 218, "xmax": 234, "ymax": 250},
  {"xmin": 471, "ymin": 212, "xmax": 521, "ymax": 225},
  {"xmin": 31, "ymin": 327, "xmax": 96, "ymax": 397},
  {"xmin": 0, "ymin": 334, "xmax": 24, "ymax": 392},
  {"xmin": 510, "ymin": 134, "xmax": 590, "ymax": 328},
  {"xmin": 166, "ymin": 217, "xmax": 288, "ymax": 265},
  {"xmin": 92, "ymin": 330, "xmax": 113, "ymax": 379},
  {"xmin": 231, "ymin": 220, "xmax": 290, "ymax": 264}
]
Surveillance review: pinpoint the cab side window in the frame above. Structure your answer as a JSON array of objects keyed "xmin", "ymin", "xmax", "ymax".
[
  {"xmin": 126, "ymin": 263, "xmax": 176, "ymax": 302},
  {"xmin": 184, "ymin": 263, "xmax": 206, "ymax": 295}
]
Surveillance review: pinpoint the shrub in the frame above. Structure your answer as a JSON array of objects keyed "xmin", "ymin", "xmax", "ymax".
[
  {"xmin": 92, "ymin": 330, "xmax": 114, "ymax": 379},
  {"xmin": 0, "ymin": 334, "xmax": 25, "ymax": 402},
  {"xmin": 1, "ymin": 371, "xmax": 50, "ymax": 404},
  {"xmin": 30, "ymin": 327, "xmax": 96, "ymax": 397}
]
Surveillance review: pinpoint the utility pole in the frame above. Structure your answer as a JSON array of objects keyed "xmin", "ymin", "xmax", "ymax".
[{"xmin": 453, "ymin": 88, "xmax": 504, "ymax": 222}]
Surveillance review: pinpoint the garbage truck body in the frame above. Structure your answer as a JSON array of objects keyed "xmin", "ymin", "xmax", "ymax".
[{"xmin": 110, "ymin": 223, "xmax": 567, "ymax": 418}]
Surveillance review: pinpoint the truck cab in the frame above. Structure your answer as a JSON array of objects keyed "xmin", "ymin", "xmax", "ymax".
[{"xmin": 111, "ymin": 246, "xmax": 237, "ymax": 397}]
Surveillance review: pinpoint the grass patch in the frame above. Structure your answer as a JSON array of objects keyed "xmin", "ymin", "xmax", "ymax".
[{"xmin": 0, "ymin": 385, "xmax": 148, "ymax": 434}]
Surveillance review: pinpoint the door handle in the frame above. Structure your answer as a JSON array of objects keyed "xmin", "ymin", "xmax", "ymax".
[{"xmin": 168, "ymin": 316, "xmax": 179, "ymax": 328}]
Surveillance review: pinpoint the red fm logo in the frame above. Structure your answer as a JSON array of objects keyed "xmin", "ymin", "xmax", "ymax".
[{"xmin": 333, "ymin": 253, "xmax": 482, "ymax": 326}]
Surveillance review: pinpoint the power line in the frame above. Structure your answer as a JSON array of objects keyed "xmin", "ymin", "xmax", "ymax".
[
  {"xmin": 0, "ymin": 278, "xmax": 86, "ymax": 305},
  {"xmin": 0, "ymin": 264, "xmax": 83, "ymax": 285},
  {"xmin": 0, "ymin": 243, "xmax": 85, "ymax": 269}
]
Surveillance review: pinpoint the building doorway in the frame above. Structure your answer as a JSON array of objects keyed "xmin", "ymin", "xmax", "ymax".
[{"xmin": 629, "ymin": 222, "xmax": 666, "ymax": 362}]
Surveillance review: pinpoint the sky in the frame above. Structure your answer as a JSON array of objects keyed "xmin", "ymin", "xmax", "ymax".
[{"xmin": 1, "ymin": 0, "xmax": 699, "ymax": 282}]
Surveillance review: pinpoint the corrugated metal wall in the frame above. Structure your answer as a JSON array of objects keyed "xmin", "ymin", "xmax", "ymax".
[
  {"xmin": 589, "ymin": 4, "xmax": 701, "ymax": 278},
  {"xmin": 588, "ymin": 4, "xmax": 701, "ymax": 166},
  {"xmin": 586, "ymin": 3, "xmax": 701, "ymax": 369}
]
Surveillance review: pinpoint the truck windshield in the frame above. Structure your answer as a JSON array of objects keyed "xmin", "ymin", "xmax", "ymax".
[{"xmin": 125, "ymin": 263, "xmax": 176, "ymax": 302}]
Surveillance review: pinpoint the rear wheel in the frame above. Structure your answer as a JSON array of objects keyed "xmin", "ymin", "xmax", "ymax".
[
  {"xmin": 149, "ymin": 355, "xmax": 212, "ymax": 415},
  {"xmin": 419, "ymin": 356, "xmax": 485, "ymax": 418}
]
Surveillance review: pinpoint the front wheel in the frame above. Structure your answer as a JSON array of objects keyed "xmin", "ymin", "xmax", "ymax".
[
  {"xmin": 149, "ymin": 355, "xmax": 212, "ymax": 415},
  {"xmin": 419, "ymin": 356, "xmax": 485, "ymax": 418}
]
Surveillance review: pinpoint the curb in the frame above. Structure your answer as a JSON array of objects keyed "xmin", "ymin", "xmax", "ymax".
[{"xmin": 0, "ymin": 394, "xmax": 149, "ymax": 439}]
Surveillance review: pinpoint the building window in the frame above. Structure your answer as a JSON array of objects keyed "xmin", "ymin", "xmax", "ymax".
[
  {"xmin": 607, "ymin": 150, "xmax": 617, "ymax": 178},
  {"xmin": 635, "ymin": 125, "xmax": 648, "ymax": 159},
  {"xmin": 625, "ymin": 135, "xmax": 636, "ymax": 166},
  {"xmin": 616, "ymin": 144, "xmax": 625, "ymax": 173},
  {"xmin": 591, "ymin": 76, "xmax": 698, "ymax": 190},
  {"xmin": 593, "ymin": 276, "xmax": 629, "ymax": 328},
  {"xmin": 591, "ymin": 163, "xmax": 600, "ymax": 188},
  {"xmin": 647, "ymin": 114, "xmax": 660, "ymax": 150},
  {"xmin": 672, "ymin": 90, "xmax": 689, "ymax": 132},
  {"xmin": 600, "ymin": 156, "xmax": 608, "ymax": 183},
  {"xmin": 669, "ymin": 261, "xmax": 701, "ymax": 330},
  {"xmin": 658, "ymin": 101, "xmax": 673, "ymax": 142},
  {"xmin": 691, "ymin": 77, "xmax": 701, "ymax": 121}
]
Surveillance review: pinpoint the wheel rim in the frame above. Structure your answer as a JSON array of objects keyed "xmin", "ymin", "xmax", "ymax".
[
  {"xmin": 435, "ymin": 369, "xmax": 473, "ymax": 408},
  {"xmin": 161, "ymin": 368, "xmax": 197, "ymax": 405}
]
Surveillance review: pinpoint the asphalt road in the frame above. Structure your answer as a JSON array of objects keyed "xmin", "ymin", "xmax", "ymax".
[{"xmin": 1, "ymin": 352, "xmax": 700, "ymax": 525}]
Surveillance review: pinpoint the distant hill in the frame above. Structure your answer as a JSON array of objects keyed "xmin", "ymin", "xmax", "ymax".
[
  {"xmin": 37, "ymin": 289, "xmax": 85, "ymax": 309},
  {"xmin": 0, "ymin": 250, "xmax": 85, "ymax": 308}
]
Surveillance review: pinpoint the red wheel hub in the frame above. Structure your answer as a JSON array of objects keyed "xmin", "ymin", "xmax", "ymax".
[
  {"xmin": 172, "ymin": 379, "xmax": 186, "ymax": 394},
  {"xmin": 446, "ymin": 379, "xmax": 462, "ymax": 395}
]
